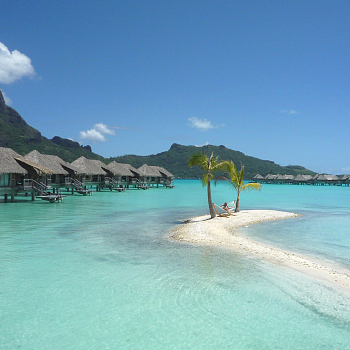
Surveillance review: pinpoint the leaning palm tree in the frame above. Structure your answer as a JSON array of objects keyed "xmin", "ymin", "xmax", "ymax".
[
  {"xmin": 189, "ymin": 152, "xmax": 227, "ymax": 218},
  {"xmin": 223, "ymin": 161, "xmax": 261, "ymax": 212}
]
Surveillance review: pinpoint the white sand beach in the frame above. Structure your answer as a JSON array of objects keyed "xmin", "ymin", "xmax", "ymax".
[{"xmin": 170, "ymin": 210, "xmax": 350, "ymax": 295}]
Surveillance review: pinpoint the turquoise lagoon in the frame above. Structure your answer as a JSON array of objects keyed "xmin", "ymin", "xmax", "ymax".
[{"xmin": 1, "ymin": 180, "xmax": 350, "ymax": 349}]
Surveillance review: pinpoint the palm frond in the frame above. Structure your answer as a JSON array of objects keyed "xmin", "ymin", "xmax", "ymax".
[
  {"xmin": 215, "ymin": 176, "xmax": 229, "ymax": 182},
  {"xmin": 242, "ymin": 182, "xmax": 262, "ymax": 191},
  {"xmin": 202, "ymin": 173, "xmax": 209, "ymax": 187},
  {"xmin": 239, "ymin": 164, "xmax": 245, "ymax": 182},
  {"xmin": 208, "ymin": 154, "xmax": 225, "ymax": 172},
  {"xmin": 213, "ymin": 160, "xmax": 228, "ymax": 172},
  {"xmin": 188, "ymin": 152, "xmax": 208, "ymax": 169}
]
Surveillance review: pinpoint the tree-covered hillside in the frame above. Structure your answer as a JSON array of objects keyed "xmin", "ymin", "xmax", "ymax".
[
  {"xmin": 0, "ymin": 99, "xmax": 104, "ymax": 162},
  {"xmin": 111, "ymin": 143, "xmax": 316, "ymax": 179}
]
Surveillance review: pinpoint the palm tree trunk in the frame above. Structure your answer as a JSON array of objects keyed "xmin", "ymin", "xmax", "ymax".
[
  {"xmin": 235, "ymin": 190, "xmax": 241, "ymax": 212},
  {"xmin": 207, "ymin": 180, "xmax": 216, "ymax": 218}
]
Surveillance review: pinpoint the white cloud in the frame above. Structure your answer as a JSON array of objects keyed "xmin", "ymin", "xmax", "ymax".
[
  {"xmin": 280, "ymin": 110, "xmax": 298, "ymax": 115},
  {"xmin": 2, "ymin": 91, "xmax": 12, "ymax": 106},
  {"xmin": 189, "ymin": 117, "xmax": 216, "ymax": 131},
  {"xmin": 195, "ymin": 141, "xmax": 210, "ymax": 147},
  {"xmin": 0, "ymin": 42, "xmax": 36, "ymax": 84},
  {"xmin": 80, "ymin": 129, "xmax": 106, "ymax": 142},
  {"xmin": 94, "ymin": 123, "xmax": 115, "ymax": 135},
  {"xmin": 79, "ymin": 123, "xmax": 115, "ymax": 143}
]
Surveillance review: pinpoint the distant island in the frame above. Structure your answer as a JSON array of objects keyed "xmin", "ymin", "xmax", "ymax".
[{"xmin": 0, "ymin": 89, "xmax": 315, "ymax": 179}]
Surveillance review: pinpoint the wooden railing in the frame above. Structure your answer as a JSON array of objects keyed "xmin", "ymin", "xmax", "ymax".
[
  {"xmin": 23, "ymin": 179, "xmax": 51, "ymax": 193},
  {"xmin": 65, "ymin": 177, "xmax": 84, "ymax": 189}
]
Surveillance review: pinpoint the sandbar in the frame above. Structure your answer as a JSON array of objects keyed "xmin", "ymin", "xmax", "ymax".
[{"xmin": 170, "ymin": 210, "xmax": 350, "ymax": 295}]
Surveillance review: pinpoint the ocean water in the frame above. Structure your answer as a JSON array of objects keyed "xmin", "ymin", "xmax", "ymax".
[{"xmin": 1, "ymin": 180, "xmax": 350, "ymax": 349}]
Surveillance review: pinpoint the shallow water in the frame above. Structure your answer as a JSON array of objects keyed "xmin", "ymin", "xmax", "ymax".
[{"xmin": 1, "ymin": 180, "xmax": 350, "ymax": 349}]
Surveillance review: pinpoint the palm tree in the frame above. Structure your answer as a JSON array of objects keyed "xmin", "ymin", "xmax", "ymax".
[
  {"xmin": 223, "ymin": 161, "xmax": 261, "ymax": 212},
  {"xmin": 189, "ymin": 152, "xmax": 227, "ymax": 218}
]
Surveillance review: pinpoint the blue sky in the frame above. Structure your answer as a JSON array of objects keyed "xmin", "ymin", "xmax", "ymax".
[{"xmin": 1, "ymin": 1, "xmax": 350, "ymax": 174}]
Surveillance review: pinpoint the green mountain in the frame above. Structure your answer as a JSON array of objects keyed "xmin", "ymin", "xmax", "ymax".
[
  {"xmin": 0, "ymin": 90, "xmax": 104, "ymax": 162},
  {"xmin": 110, "ymin": 143, "xmax": 316, "ymax": 179},
  {"xmin": 0, "ymin": 89, "xmax": 316, "ymax": 178}
]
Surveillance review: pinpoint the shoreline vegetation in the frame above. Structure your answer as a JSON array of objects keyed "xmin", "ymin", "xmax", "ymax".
[{"xmin": 170, "ymin": 210, "xmax": 350, "ymax": 296}]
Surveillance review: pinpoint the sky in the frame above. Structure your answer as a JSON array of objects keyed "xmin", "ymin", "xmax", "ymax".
[{"xmin": 1, "ymin": 1, "xmax": 350, "ymax": 174}]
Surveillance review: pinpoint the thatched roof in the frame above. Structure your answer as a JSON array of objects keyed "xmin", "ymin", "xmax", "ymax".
[
  {"xmin": 315, "ymin": 174, "xmax": 339, "ymax": 181},
  {"xmin": 25, "ymin": 150, "xmax": 67, "ymax": 175},
  {"xmin": 15, "ymin": 157, "xmax": 54, "ymax": 175},
  {"xmin": 0, "ymin": 147, "xmax": 27, "ymax": 175},
  {"xmin": 0, "ymin": 147, "xmax": 53, "ymax": 175},
  {"xmin": 254, "ymin": 174, "xmax": 264, "ymax": 180},
  {"xmin": 60, "ymin": 161, "xmax": 82, "ymax": 174},
  {"xmin": 104, "ymin": 161, "xmax": 140, "ymax": 177},
  {"xmin": 275, "ymin": 174, "xmax": 294, "ymax": 180},
  {"xmin": 325, "ymin": 175, "xmax": 339, "ymax": 181},
  {"xmin": 294, "ymin": 174, "xmax": 313, "ymax": 182},
  {"xmin": 294, "ymin": 174, "xmax": 305, "ymax": 181},
  {"xmin": 265, "ymin": 174, "xmax": 278, "ymax": 180},
  {"xmin": 71, "ymin": 156, "xmax": 107, "ymax": 175},
  {"xmin": 152, "ymin": 166, "xmax": 174, "ymax": 178},
  {"xmin": 137, "ymin": 164, "xmax": 163, "ymax": 177},
  {"xmin": 25, "ymin": 150, "xmax": 81, "ymax": 175}
]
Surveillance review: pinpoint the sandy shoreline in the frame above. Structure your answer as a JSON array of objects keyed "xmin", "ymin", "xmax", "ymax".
[{"xmin": 170, "ymin": 210, "xmax": 350, "ymax": 295}]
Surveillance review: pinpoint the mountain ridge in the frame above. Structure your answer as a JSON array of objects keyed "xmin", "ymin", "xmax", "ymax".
[
  {"xmin": 0, "ymin": 89, "xmax": 316, "ymax": 178},
  {"xmin": 0, "ymin": 90, "xmax": 104, "ymax": 162},
  {"xmin": 110, "ymin": 143, "xmax": 315, "ymax": 179}
]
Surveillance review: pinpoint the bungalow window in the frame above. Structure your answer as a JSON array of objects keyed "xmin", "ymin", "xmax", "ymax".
[
  {"xmin": 2, "ymin": 174, "xmax": 11, "ymax": 187},
  {"xmin": 0, "ymin": 174, "xmax": 9, "ymax": 187},
  {"xmin": 0, "ymin": 174, "xmax": 8, "ymax": 186}
]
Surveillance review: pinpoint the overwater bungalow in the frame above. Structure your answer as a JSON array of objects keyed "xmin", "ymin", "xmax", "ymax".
[
  {"xmin": 254, "ymin": 173, "xmax": 349, "ymax": 186},
  {"xmin": 313, "ymin": 174, "xmax": 339, "ymax": 186},
  {"xmin": 103, "ymin": 161, "xmax": 141, "ymax": 189},
  {"xmin": 292, "ymin": 174, "xmax": 313, "ymax": 185},
  {"xmin": 0, "ymin": 147, "xmax": 55, "ymax": 201},
  {"xmin": 0, "ymin": 147, "xmax": 27, "ymax": 201},
  {"xmin": 338, "ymin": 175, "xmax": 350, "ymax": 186},
  {"xmin": 275, "ymin": 174, "xmax": 287, "ymax": 184},
  {"xmin": 151, "ymin": 166, "xmax": 175, "ymax": 187},
  {"xmin": 275, "ymin": 174, "xmax": 295, "ymax": 184},
  {"xmin": 24, "ymin": 150, "xmax": 82, "ymax": 193},
  {"xmin": 284, "ymin": 175, "xmax": 295, "ymax": 183},
  {"xmin": 264, "ymin": 174, "xmax": 279, "ymax": 184},
  {"xmin": 253, "ymin": 174, "xmax": 264, "ymax": 183},
  {"xmin": 137, "ymin": 164, "xmax": 174, "ymax": 187},
  {"xmin": 71, "ymin": 156, "xmax": 108, "ymax": 191},
  {"xmin": 137, "ymin": 164, "xmax": 161, "ymax": 187}
]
